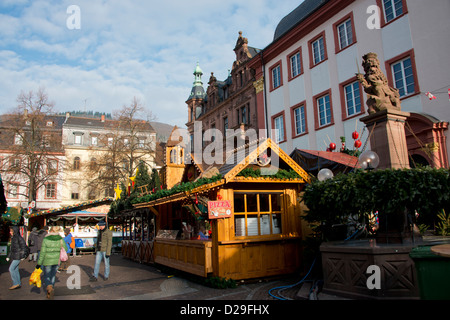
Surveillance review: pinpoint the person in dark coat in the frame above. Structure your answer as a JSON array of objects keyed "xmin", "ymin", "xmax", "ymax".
[
  {"xmin": 27, "ymin": 227, "xmax": 40, "ymax": 261},
  {"xmin": 7, "ymin": 226, "xmax": 29, "ymax": 290},
  {"xmin": 36, "ymin": 226, "xmax": 48, "ymax": 260}
]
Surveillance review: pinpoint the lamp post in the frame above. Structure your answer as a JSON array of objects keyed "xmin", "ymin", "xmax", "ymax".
[{"xmin": 359, "ymin": 151, "xmax": 380, "ymax": 171}]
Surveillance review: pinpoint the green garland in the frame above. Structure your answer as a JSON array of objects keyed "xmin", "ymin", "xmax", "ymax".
[
  {"xmin": 237, "ymin": 167, "xmax": 301, "ymax": 180},
  {"xmin": 131, "ymin": 174, "xmax": 223, "ymax": 205}
]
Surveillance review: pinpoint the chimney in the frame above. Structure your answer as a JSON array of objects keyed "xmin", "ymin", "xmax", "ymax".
[{"xmin": 101, "ymin": 115, "xmax": 105, "ymax": 122}]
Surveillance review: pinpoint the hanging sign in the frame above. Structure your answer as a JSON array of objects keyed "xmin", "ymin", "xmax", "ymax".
[{"xmin": 208, "ymin": 200, "xmax": 232, "ymax": 219}]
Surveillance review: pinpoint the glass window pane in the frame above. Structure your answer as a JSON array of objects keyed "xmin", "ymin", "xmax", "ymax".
[
  {"xmin": 247, "ymin": 215, "xmax": 259, "ymax": 236},
  {"xmin": 272, "ymin": 214, "xmax": 282, "ymax": 234},
  {"xmin": 259, "ymin": 193, "xmax": 270, "ymax": 212},
  {"xmin": 261, "ymin": 214, "xmax": 271, "ymax": 235},
  {"xmin": 235, "ymin": 216, "xmax": 246, "ymax": 237},
  {"xmin": 234, "ymin": 193, "xmax": 245, "ymax": 212},
  {"xmin": 247, "ymin": 193, "xmax": 258, "ymax": 212},
  {"xmin": 271, "ymin": 193, "xmax": 282, "ymax": 211}
]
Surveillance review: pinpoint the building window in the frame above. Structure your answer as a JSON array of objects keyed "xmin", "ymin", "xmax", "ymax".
[
  {"xmin": 317, "ymin": 94, "xmax": 332, "ymax": 127},
  {"xmin": 344, "ymin": 81, "xmax": 362, "ymax": 116},
  {"xmin": 383, "ymin": 0, "xmax": 404, "ymax": 23},
  {"xmin": 293, "ymin": 105, "xmax": 306, "ymax": 136},
  {"xmin": 14, "ymin": 134, "xmax": 22, "ymax": 145},
  {"xmin": 74, "ymin": 134, "xmax": 82, "ymax": 145},
  {"xmin": 269, "ymin": 61, "xmax": 283, "ymax": 91},
  {"xmin": 91, "ymin": 136, "xmax": 98, "ymax": 146},
  {"xmin": 313, "ymin": 90, "xmax": 334, "ymax": 130},
  {"xmin": 312, "ymin": 37, "xmax": 325, "ymax": 65},
  {"xmin": 73, "ymin": 157, "xmax": 81, "ymax": 170},
  {"xmin": 272, "ymin": 112, "xmax": 286, "ymax": 143},
  {"xmin": 45, "ymin": 183, "xmax": 57, "ymax": 199},
  {"xmin": 71, "ymin": 183, "xmax": 79, "ymax": 200},
  {"xmin": 223, "ymin": 117, "xmax": 228, "ymax": 132},
  {"xmin": 8, "ymin": 183, "xmax": 19, "ymax": 199},
  {"xmin": 290, "ymin": 51, "xmax": 302, "ymax": 78},
  {"xmin": 335, "ymin": 13, "xmax": 358, "ymax": 53},
  {"xmin": 47, "ymin": 159, "xmax": 58, "ymax": 175},
  {"xmin": 10, "ymin": 158, "xmax": 20, "ymax": 169},
  {"xmin": 89, "ymin": 158, "xmax": 98, "ymax": 171},
  {"xmin": 138, "ymin": 139, "xmax": 145, "ymax": 148},
  {"xmin": 108, "ymin": 137, "xmax": 113, "ymax": 146},
  {"xmin": 391, "ymin": 57, "xmax": 415, "ymax": 97},
  {"xmin": 272, "ymin": 65, "xmax": 281, "ymax": 89},
  {"xmin": 239, "ymin": 105, "xmax": 248, "ymax": 125},
  {"xmin": 234, "ymin": 192, "xmax": 283, "ymax": 237}
]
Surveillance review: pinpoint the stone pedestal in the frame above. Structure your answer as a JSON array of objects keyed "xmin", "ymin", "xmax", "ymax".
[{"xmin": 360, "ymin": 109, "xmax": 410, "ymax": 169}]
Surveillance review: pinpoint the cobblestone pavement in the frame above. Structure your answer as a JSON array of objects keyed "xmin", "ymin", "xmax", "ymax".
[{"xmin": 0, "ymin": 253, "xmax": 345, "ymax": 301}]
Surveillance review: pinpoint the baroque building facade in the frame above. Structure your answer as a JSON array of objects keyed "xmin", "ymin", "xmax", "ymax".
[{"xmin": 185, "ymin": 32, "xmax": 262, "ymax": 160}]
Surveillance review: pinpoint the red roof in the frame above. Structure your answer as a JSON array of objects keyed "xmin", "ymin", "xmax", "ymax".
[{"xmin": 299, "ymin": 149, "xmax": 360, "ymax": 168}]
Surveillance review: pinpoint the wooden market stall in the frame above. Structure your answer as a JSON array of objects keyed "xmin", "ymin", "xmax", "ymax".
[
  {"xmin": 129, "ymin": 138, "xmax": 312, "ymax": 280},
  {"xmin": 24, "ymin": 197, "xmax": 123, "ymax": 253}
]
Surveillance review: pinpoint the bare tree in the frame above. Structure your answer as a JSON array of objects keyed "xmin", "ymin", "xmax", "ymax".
[
  {"xmin": 0, "ymin": 88, "xmax": 64, "ymax": 207},
  {"xmin": 84, "ymin": 97, "xmax": 156, "ymax": 197}
]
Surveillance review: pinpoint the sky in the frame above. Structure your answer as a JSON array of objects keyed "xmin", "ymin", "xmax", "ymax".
[{"xmin": 0, "ymin": 0, "xmax": 303, "ymax": 128}]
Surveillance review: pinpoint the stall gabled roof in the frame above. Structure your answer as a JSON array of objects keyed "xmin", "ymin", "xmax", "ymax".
[
  {"xmin": 25, "ymin": 197, "xmax": 114, "ymax": 219},
  {"xmin": 220, "ymin": 137, "xmax": 310, "ymax": 183},
  {"xmin": 133, "ymin": 138, "xmax": 310, "ymax": 208}
]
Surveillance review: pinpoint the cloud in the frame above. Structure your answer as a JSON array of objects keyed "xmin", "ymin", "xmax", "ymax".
[{"xmin": 0, "ymin": 0, "xmax": 302, "ymax": 127}]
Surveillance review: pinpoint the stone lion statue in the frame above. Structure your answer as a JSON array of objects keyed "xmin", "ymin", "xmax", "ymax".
[{"xmin": 356, "ymin": 52, "xmax": 401, "ymax": 114}]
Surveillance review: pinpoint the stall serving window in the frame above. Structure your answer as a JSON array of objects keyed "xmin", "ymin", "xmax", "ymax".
[{"xmin": 233, "ymin": 192, "xmax": 283, "ymax": 237}]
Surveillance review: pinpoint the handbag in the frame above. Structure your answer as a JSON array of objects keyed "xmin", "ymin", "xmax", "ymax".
[{"xmin": 60, "ymin": 240, "xmax": 68, "ymax": 262}]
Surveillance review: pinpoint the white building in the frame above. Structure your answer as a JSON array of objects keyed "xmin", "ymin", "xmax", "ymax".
[{"xmin": 249, "ymin": 0, "xmax": 450, "ymax": 167}]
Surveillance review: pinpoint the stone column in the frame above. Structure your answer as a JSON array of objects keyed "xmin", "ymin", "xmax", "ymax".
[{"xmin": 360, "ymin": 109, "xmax": 411, "ymax": 169}]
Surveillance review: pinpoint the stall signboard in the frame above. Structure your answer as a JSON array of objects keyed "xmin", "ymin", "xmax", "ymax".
[{"xmin": 208, "ymin": 200, "xmax": 232, "ymax": 219}]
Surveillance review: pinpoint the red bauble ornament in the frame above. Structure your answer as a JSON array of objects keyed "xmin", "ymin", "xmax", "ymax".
[
  {"xmin": 354, "ymin": 139, "xmax": 362, "ymax": 148},
  {"xmin": 352, "ymin": 131, "xmax": 359, "ymax": 140},
  {"xmin": 329, "ymin": 143, "xmax": 336, "ymax": 151}
]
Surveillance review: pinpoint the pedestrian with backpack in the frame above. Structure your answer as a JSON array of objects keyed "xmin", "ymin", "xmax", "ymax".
[{"xmin": 60, "ymin": 228, "xmax": 74, "ymax": 271}]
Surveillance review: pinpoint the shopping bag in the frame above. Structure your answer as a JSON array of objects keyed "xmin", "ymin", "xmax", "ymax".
[
  {"xmin": 60, "ymin": 240, "xmax": 68, "ymax": 261},
  {"xmin": 29, "ymin": 268, "xmax": 43, "ymax": 288}
]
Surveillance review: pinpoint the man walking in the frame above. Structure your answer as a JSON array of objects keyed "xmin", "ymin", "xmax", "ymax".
[{"xmin": 90, "ymin": 221, "xmax": 112, "ymax": 281}]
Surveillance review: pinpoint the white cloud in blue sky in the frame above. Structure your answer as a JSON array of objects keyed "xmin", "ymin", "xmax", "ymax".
[{"xmin": 0, "ymin": 0, "xmax": 302, "ymax": 127}]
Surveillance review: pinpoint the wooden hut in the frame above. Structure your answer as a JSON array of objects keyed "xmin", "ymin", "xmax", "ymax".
[{"xmin": 123, "ymin": 137, "xmax": 311, "ymax": 280}]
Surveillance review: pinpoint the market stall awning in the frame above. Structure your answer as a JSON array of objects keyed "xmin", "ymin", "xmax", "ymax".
[
  {"xmin": 289, "ymin": 149, "xmax": 360, "ymax": 176},
  {"xmin": 25, "ymin": 197, "xmax": 114, "ymax": 219}
]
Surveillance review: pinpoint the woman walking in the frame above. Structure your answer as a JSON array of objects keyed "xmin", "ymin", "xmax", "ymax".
[
  {"xmin": 35, "ymin": 226, "xmax": 68, "ymax": 299},
  {"xmin": 7, "ymin": 226, "xmax": 29, "ymax": 290}
]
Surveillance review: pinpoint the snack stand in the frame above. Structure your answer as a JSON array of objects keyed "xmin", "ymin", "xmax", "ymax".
[{"xmin": 130, "ymin": 138, "xmax": 311, "ymax": 280}]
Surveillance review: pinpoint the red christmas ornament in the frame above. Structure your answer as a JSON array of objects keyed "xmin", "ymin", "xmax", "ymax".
[
  {"xmin": 329, "ymin": 142, "xmax": 336, "ymax": 151},
  {"xmin": 352, "ymin": 131, "xmax": 359, "ymax": 140},
  {"xmin": 354, "ymin": 139, "xmax": 362, "ymax": 148}
]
